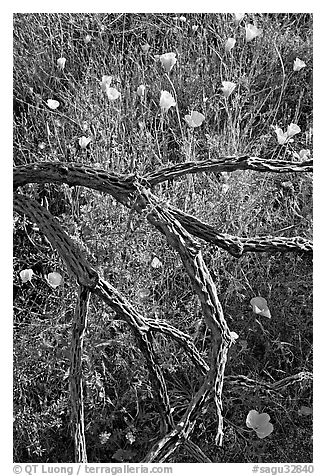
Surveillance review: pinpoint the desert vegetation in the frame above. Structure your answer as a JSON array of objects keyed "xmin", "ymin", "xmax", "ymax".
[{"xmin": 13, "ymin": 13, "xmax": 313, "ymax": 463}]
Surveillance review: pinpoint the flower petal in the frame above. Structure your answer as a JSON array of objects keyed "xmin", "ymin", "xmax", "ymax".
[
  {"xmin": 47, "ymin": 99, "xmax": 60, "ymax": 110},
  {"xmin": 47, "ymin": 272, "xmax": 62, "ymax": 289},
  {"xmin": 225, "ymin": 38, "xmax": 236, "ymax": 53},
  {"xmin": 246, "ymin": 409, "xmax": 260, "ymax": 429},
  {"xmin": 185, "ymin": 111, "xmax": 205, "ymax": 128},
  {"xmin": 293, "ymin": 58, "xmax": 306, "ymax": 72},
  {"xmin": 159, "ymin": 52, "xmax": 177, "ymax": 73},
  {"xmin": 105, "ymin": 87, "xmax": 121, "ymax": 101},
  {"xmin": 250, "ymin": 297, "xmax": 271, "ymax": 318},
  {"xmin": 286, "ymin": 123, "xmax": 301, "ymax": 138},
  {"xmin": 20, "ymin": 268, "xmax": 34, "ymax": 283},
  {"xmin": 245, "ymin": 24, "xmax": 262, "ymax": 42},
  {"xmin": 256, "ymin": 422, "xmax": 274, "ymax": 439},
  {"xmin": 160, "ymin": 90, "xmax": 176, "ymax": 112}
]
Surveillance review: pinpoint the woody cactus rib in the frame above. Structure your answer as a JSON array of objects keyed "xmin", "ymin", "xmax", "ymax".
[
  {"xmin": 139, "ymin": 189, "xmax": 233, "ymax": 461},
  {"xmin": 145, "ymin": 155, "xmax": 313, "ymax": 186},
  {"xmin": 13, "ymin": 163, "xmax": 313, "ymax": 256},
  {"xmin": 224, "ymin": 371, "xmax": 313, "ymax": 393},
  {"xmin": 70, "ymin": 285, "xmax": 90, "ymax": 463}
]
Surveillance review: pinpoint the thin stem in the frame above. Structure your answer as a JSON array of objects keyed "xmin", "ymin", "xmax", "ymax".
[{"xmin": 165, "ymin": 73, "xmax": 185, "ymax": 145}]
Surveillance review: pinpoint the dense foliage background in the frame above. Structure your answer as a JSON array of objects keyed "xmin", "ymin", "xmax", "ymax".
[{"xmin": 13, "ymin": 13, "xmax": 312, "ymax": 463}]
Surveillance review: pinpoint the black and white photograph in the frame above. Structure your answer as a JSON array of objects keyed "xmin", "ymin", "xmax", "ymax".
[{"xmin": 12, "ymin": 10, "xmax": 314, "ymax": 468}]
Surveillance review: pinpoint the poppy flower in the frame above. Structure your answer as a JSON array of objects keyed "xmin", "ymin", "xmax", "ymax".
[
  {"xmin": 225, "ymin": 38, "xmax": 236, "ymax": 53},
  {"xmin": 78, "ymin": 136, "xmax": 92, "ymax": 149},
  {"xmin": 234, "ymin": 13, "xmax": 245, "ymax": 24},
  {"xmin": 47, "ymin": 99, "xmax": 60, "ymax": 110},
  {"xmin": 293, "ymin": 58, "xmax": 306, "ymax": 72},
  {"xmin": 47, "ymin": 272, "xmax": 62, "ymax": 289},
  {"xmin": 20, "ymin": 269, "xmax": 34, "ymax": 283},
  {"xmin": 221, "ymin": 81, "xmax": 236, "ymax": 98},
  {"xmin": 274, "ymin": 127, "xmax": 287, "ymax": 145},
  {"xmin": 151, "ymin": 257, "xmax": 162, "ymax": 268},
  {"xmin": 137, "ymin": 85, "xmax": 146, "ymax": 98},
  {"xmin": 84, "ymin": 34, "xmax": 92, "ymax": 44},
  {"xmin": 179, "ymin": 16, "xmax": 187, "ymax": 22},
  {"xmin": 274, "ymin": 123, "xmax": 301, "ymax": 145},
  {"xmin": 245, "ymin": 24, "xmax": 262, "ymax": 42},
  {"xmin": 192, "ymin": 25, "xmax": 199, "ymax": 32},
  {"xmin": 250, "ymin": 296, "xmax": 271, "ymax": 318},
  {"xmin": 230, "ymin": 331, "xmax": 239, "ymax": 343},
  {"xmin": 185, "ymin": 111, "xmax": 205, "ymax": 128},
  {"xmin": 101, "ymin": 75, "xmax": 112, "ymax": 92},
  {"xmin": 159, "ymin": 52, "xmax": 177, "ymax": 73},
  {"xmin": 160, "ymin": 90, "xmax": 176, "ymax": 112},
  {"xmin": 293, "ymin": 149, "xmax": 310, "ymax": 161},
  {"xmin": 287, "ymin": 123, "xmax": 301, "ymax": 138},
  {"xmin": 246, "ymin": 410, "xmax": 274, "ymax": 439},
  {"xmin": 105, "ymin": 87, "xmax": 121, "ymax": 101},
  {"xmin": 57, "ymin": 57, "xmax": 66, "ymax": 70}
]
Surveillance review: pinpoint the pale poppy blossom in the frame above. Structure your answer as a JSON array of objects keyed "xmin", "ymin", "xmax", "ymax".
[
  {"xmin": 192, "ymin": 25, "xmax": 199, "ymax": 32},
  {"xmin": 137, "ymin": 84, "xmax": 146, "ymax": 98},
  {"xmin": 230, "ymin": 331, "xmax": 239, "ymax": 343},
  {"xmin": 221, "ymin": 81, "xmax": 236, "ymax": 98},
  {"xmin": 245, "ymin": 24, "xmax": 262, "ymax": 42},
  {"xmin": 159, "ymin": 52, "xmax": 177, "ymax": 73},
  {"xmin": 20, "ymin": 269, "xmax": 34, "ymax": 283},
  {"xmin": 78, "ymin": 136, "xmax": 92, "ymax": 149},
  {"xmin": 293, "ymin": 57, "xmax": 306, "ymax": 72},
  {"xmin": 151, "ymin": 257, "xmax": 163, "ymax": 268},
  {"xmin": 47, "ymin": 99, "xmax": 60, "ymax": 110},
  {"xmin": 293, "ymin": 149, "xmax": 311, "ymax": 161},
  {"xmin": 47, "ymin": 272, "xmax": 62, "ymax": 289},
  {"xmin": 105, "ymin": 87, "xmax": 121, "ymax": 101},
  {"xmin": 100, "ymin": 75, "xmax": 112, "ymax": 92},
  {"xmin": 274, "ymin": 123, "xmax": 301, "ymax": 145},
  {"xmin": 225, "ymin": 38, "xmax": 236, "ymax": 53},
  {"xmin": 57, "ymin": 57, "xmax": 66, "ymax": 70},
  {"xmin": 250, "ymin": 296, "xmax": 271, "ymax": 319},
  {"xmin": 286, "ymin": 123, "xmax": 301, "ymax": 138},
  {"xmin": 185, "ymin": 111, "xmax": 205, "ymax": 128},
  {"xmin": 179, "ymin": 16, "xmax": 187, "ymax": 22},
  {"xmin": 160, "ymin": 90, "xmax": 176, "ymax": 112},
  {"xmin": 274, "ymin": 127, "xmax": 288, "ymax": 145},
  {"xmin": 234, "ymin": 13, "xmax": 245, "ymax": 24},
  {"xmin": 84, "ymin": 34, "xmax": 92, "ymax": 44},
  {"xmin": 246, "ymin": 410, "xmax": 274, "ymax": 439}
]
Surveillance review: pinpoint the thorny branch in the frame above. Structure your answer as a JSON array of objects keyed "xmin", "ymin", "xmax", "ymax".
[
  {"xmin": 144, "ymin": 155, "xmax": 313, "ymax": 186},
  {"xmin": 13, "ymin": 154, "xmax": 313, "ymax": 462},
  {"xmin": 14, "ymin": 161, "xmax": 313, "ymax": 257}
]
